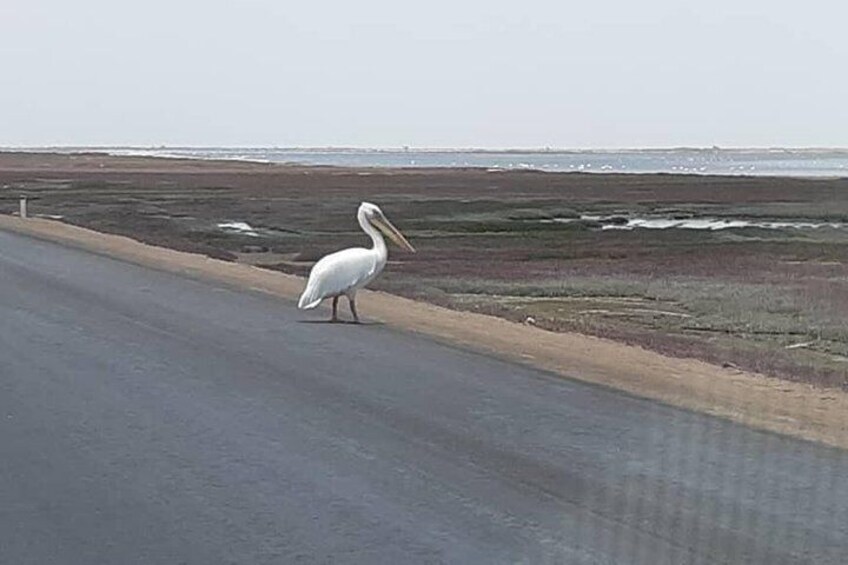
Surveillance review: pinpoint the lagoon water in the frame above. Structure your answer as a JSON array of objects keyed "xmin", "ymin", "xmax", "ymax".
[{"xmin": 95, "ymin": 147, "xmax": 848, "ymax": 177}]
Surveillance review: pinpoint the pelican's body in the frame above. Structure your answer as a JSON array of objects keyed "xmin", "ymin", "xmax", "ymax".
[
  {"xmin": 297, "ymin": 246, "xmax": 385, "ymax": 310},
  {"xmin": 298, "ymin": 202, "xmax": 415, "ymax": 322}
]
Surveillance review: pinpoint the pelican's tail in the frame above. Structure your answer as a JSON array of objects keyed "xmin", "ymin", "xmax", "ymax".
[{"xmin": 297, "ymin": 280, "xmax": 323, "ymax": 310}]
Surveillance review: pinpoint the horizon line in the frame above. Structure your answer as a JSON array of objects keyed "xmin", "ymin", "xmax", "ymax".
[{"xmin": 5, "ymin": 144, "xmax": 848, "ymax": 153}]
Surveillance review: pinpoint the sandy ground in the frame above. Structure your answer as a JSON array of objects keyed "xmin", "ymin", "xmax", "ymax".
[{"xmin": 2, "ymin": 213, "xmax": 847, "ymax": 450}]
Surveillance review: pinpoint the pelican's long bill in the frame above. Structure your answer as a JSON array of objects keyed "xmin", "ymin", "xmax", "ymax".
[{"xmin": 371, "ymin": 215, "xmax": 416, "ymax": 252}]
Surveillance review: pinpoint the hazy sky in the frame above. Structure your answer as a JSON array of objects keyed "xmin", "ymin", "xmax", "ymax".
[{"xmin": 2, "ymin": 1, "xmax": 846, "ymax": 148}]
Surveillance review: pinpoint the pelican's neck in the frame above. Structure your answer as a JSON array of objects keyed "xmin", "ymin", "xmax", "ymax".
[{"xmin": 359, "ymin": 211, "xmax": 388, "ymax": 261}]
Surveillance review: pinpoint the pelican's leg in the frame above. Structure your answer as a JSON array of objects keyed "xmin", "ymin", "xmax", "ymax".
[
  {"xmin": 348, "ymin": 295, "xmax": 360, "ymax": 324},
  {"xmin": 331, "ymin": 296, "xmax": 340, "ymax": 322}
]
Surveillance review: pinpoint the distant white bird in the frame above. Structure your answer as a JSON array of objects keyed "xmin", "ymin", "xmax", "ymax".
[{"xmin": 298, "ymin": 202, "xmax": 415, "ymax": 322}]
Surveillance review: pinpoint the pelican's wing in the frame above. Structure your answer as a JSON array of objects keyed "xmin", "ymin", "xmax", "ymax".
[{"xmin": 298, "ymin": 248, "xmax": 378, "ymax": 309}]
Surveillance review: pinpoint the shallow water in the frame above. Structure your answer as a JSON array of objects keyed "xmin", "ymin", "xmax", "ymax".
[
  {"xmin": 567, "ymin": 215, "xmax": 847, "ymax": 231},
  {"xmin": 217, "ymin": 221, "xmax": 260, "ymax": 237},
  {"xmin": 46, "ymin": 146, "xmax": 848, "ymax": 177}
]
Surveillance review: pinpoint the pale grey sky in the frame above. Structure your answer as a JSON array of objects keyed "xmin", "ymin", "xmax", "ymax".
[{"xmin": 2, "ymin": 0, "xmax": 846, "ymax": 148}]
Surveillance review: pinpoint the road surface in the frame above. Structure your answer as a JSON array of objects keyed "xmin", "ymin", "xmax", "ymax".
[{"xmin": 1, "ymin": 230, "xmax": 847, "ymax": 564}]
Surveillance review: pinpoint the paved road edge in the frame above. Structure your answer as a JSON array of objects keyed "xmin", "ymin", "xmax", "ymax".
[{"xmin": 2, "ymin": 214, "xmax": 846, "ymax": 449}]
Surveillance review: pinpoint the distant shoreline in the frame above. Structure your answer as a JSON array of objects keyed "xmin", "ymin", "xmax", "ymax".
[
  {"xmin": 6, "ymin": 145, "xmax": 848, "ymax": 153},
  {"xmin": 2, "ymin": 148, "xmax": 848, "ymax": 179},
  {"xmin": 0, "ymin": 147, "xmax": 848, "ymax": 179}
]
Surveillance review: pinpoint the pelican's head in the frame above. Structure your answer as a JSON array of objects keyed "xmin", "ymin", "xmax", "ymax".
[{"xmin": 359, "ymin": 202, "xmax": 416, "ymax": 252}]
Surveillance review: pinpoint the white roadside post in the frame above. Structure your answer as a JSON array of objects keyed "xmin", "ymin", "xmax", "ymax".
[{"xmin": 19, "ymin": 196, "xmax": 28, "ymax": 219}]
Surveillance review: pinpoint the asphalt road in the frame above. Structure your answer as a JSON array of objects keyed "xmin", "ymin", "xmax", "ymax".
[{"xmin": 1, "ymin": 231, "xmax": 847, "ymax": 565}]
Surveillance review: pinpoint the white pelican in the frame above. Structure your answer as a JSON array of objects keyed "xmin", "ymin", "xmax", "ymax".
[{"xmin": 298, "ymin": 202, "xmax": 415, "ymax": 322}]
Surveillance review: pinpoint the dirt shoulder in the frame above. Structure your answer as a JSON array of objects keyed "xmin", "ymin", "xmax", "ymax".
[{"xmin": 2, "ymin": 213, "xmax": 847, "ymax": 450}]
